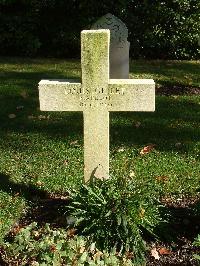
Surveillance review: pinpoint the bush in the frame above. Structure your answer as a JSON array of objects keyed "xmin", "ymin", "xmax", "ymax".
[
  {"xmin": 0, "ymin": 1, "xmax": 40, "ymax": 56},
  {"xmin": 65, "ymin": 176, "xmax": 165, "ymax": 264},
  {"xmin": 193, "ymin": 234, "xmax": 200, "ymax": 260},
  {"xmin": 0, "ymin": 0, "xmax": 199, "ymax": 59},
  {"xmin": 126, "ymin": 0, "xmax": 200, "ymax": 59}
]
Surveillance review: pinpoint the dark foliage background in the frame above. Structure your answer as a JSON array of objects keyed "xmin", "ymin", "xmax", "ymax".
[{"xmin": 0, "ymin": 0, "xmax": 199, "ymax": 59}]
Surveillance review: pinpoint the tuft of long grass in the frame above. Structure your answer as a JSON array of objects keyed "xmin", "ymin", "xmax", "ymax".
[{"xmin": 65, "ymin": 176, "xmax": 165, "ymax": 264}]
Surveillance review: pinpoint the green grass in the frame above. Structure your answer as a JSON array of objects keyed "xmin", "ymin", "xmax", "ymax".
[
  {"xmin": 130, "ymin": 60, "xmax": 200, "ymax": 87},
  {"xmin": 0, "ymin": 57, "xmax": 199, "ymax": 244}
]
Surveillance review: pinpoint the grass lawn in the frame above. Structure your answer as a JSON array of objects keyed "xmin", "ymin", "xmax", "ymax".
[{"xmin": 0, "ymin": 57, "xmax": 199, "ymax": 262}]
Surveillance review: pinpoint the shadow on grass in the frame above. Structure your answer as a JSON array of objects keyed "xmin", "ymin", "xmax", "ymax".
[
  {"xmin": 0, "ymin": 69, "xmax": 199, "ymax": 156},
  {"xmin": 0, "ymin": 70, "xmax": 79, "ymax": 91},
  {"xmin": 130, "ymin": 60, "xmax": 200, "ymax": 88},
  {"xmin": 0, "ymin": 173, "xmax": 68, "ymax": 227},
  {"xmin": 0, "ymin": 172, "xmax": 46, "ymax": 200},
  {"xmin": 0, "ymin": 96, "xmax": 199, "ymax": 155},
  {"xmin": 153, "ymin": 197, "xmax": 200, "ymax": 243},
  {"xmin": 130, "ymin": 60, "xmax": 199, "ymax": 74},
  {"xmin": 1, "ymin": 172, "xmax": 200, "ymax": 253},
  {"xmin": 0, "ymin": 56, "xmax": 81, "ymax": 66},
  {"xmin": 111, "ymin": 96, "xmax": 200, "ymax": 152}
]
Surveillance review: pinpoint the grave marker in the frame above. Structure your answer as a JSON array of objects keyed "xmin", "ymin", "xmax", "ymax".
[
  {"xmin": 38, "ymin": 30, "xmax": 155, "ymax": 182},
  {"xmin": 91, "ymin": 13, "xmax": 130, "ymax": 79}
]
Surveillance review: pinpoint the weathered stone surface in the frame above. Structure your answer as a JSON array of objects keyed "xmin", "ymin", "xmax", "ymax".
[
  {"xmin": 91, "ymin": 13, "xmax": 129, "ymax": 79},
  {"xmin": 108, "ymin": 79, "xmax": 155, "ymax": 111},
  {"xmin": 84, "ymin": 109, "xmax": 109, "ymax": 180},
  {"xmin": 39, "ymin": 79, "xmax": 82, "ymax": 111},
  {"xmin": 81, "ymin": 30, "xmax": 109, "ymax": 88},
  {"xmin": 109, "ymin": 42, "xmax": 130, "ymax": 79},
  {"xmin": 39, "ymin": 79, "xmax": 155, "ymax": 112},
  {"xmin": 81, "ymin": 30, "xmax": 110, "ymax": 180},
  {"xmin": 38, "ymin": 29, "xmax": 155, "ymax": 182},
  {"xmin": 91, "ymin": 14, "xmax": 128, "ymax": 43}
]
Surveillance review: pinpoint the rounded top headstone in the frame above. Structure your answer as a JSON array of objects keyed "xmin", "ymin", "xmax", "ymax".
[{"xmin": 91, "ymin": 13, "xmax": 128, "ymax": 44}]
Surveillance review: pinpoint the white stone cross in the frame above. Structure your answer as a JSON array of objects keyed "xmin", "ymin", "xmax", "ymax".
[{"xmin": 38, "ymin": 30, "xmax": 155, "ymax": 182}]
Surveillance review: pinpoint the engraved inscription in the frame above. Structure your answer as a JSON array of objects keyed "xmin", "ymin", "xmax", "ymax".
[
  {"xmin": 91, "ymin": 13, "xmax": 128, "ymax": 44},
  {"xmin": 109, "ymin": 87, "xmax": 124, "ymax": 95},
  {"xmin": 64, "ymin": 87, "xmax": 125, "ymax": 95},
  {"xmin": 64, "ymin": 85, "xmax": 125, "ymax": 108},
  {"xmin": 79, "ymin": 87, "xmax": 125, "ymax": 108},
  {"xmin": 64, "ymin": 87, "xmax": 83, "ymax": 94}
]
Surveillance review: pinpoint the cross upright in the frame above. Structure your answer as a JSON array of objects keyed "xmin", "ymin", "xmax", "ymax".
[{"xmin": 39, "ymin": 30, "xmax": 155, "ymax": 182}]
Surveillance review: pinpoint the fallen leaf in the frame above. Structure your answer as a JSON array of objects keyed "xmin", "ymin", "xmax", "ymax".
[
  {"xmin": 155, "ymin": 176, "xmax": 169, "ymax": 182},
  {"xmin": 172, "ymin": 95, "xmax": 178, "ymax": 99},
  {"xmin": 50, "ymin": 245, "xmax": 57, "ymax": 253},
  {"xmin": 36, "ymin": 181, "xmax": 43, "ymax": 186},
  {"xmin": 151, "ymin": 247, "xmax": 160, "ymax": 260},
  {"xmin": 139, "ymin": 208, "xmax": 145, "ymax": 218},
  {"xmin": 28, "ymin": 115, "xmax": 35, "ymax": 119},
  {"xmin": 8, "ymin": 114, "xmax": 16, "ymax": 119},
  {"xmin": 31, "ymin": 261, "xmax": 39, "ymax": 266},
  {"xmin": 93, "ymin": 250, "xmax": 103, "ymax": 260},
  {"xmin": 38, "ymin": 115, "xmax": 47, "ymax": 120},
  {"xmin": 70, "ymin": 140, "xmax": 78, "ymax": 146},
  {"xmin": 64, "ymin": 160, "xmax": 69, "ymax": 165},
  {"xmin": 10, "ymin": 223, "xmax": 21, "ymax": 236},
  {"xmin": 129, "ymin": 170, "xmax": 135, "ymax": 178},
  {"xmin": 90, "ymin": 242, "xmax": 96, "ymax": 252},
  {"xmin": 140, "ymin": 144, "xmax": 155, "ymax": 155},
  {"xmin": 134, "ymin": 121, "xmax": 141, "ymax": 128},
  {"xmin": 125, "ymin": 251, "xmax": 134, "ymax": 259},
  {"xmin": 67, "ymin": 228, "xmax": 77, "ymax": 237},
  {"xmin": 16, "ymin": 105, "xmax": 24, "ymax": 110},
  {"xmin": 79, "ymin": 246, "xmax": 85, "ymax": 254},
  {"xmin": 60, "ymin": 195, "xmax": 69, "ymax": 200},
  {"xmin": 175, "ymin": 142, "xmax": 182, "ymax": 147},
  {"xmin": 33, "ymin": 230, "xmax": 40, "ymax": 239},
  {"xmin": 117, "ymin": 147, "xmax": 124, "ymax": 152},
  {"xmin": 158, "ymin": 247, "xmax": 172, "ymax": 255}
]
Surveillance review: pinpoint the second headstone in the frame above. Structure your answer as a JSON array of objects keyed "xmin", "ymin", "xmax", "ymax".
[{"xmin": 91, "ymin": 13, "xmax": 130, "ymax": 79}]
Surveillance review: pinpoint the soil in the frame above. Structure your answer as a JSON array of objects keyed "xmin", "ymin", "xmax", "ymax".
[
  {"xmin": 146, "ymin": 196, "xmax": 200, "ymax": 265},
  {"xmin": 156, "ymin": 85, "xmax": 200, "ymax": 96}
]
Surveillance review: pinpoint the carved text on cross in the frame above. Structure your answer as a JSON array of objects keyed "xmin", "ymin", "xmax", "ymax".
[{"xmin": 39, "ymin": 30, "xmax": 155, "ymax": 182}]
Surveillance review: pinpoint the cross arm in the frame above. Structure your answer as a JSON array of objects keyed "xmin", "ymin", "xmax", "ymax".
[
  {"xmin": 108, "ymin": 79, "xmax": 155, "ymax": 111},
  {"xmin": 38, "ymin": 79, "xmax": 83, "ymax": 111}
]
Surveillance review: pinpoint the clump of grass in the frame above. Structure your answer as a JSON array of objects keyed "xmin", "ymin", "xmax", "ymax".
[{"xmin": 65, "ymin": 176, "xmax": 166, "ymax": 264}]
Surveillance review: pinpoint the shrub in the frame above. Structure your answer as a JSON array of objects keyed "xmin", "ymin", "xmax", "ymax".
[
  {"xmin": 0, "ymin": 0, "xmax": 199, "ymax": 59},
  {"xmin": 126, "ymin": 0, "xmax": 200, "ymax": 59},
  {"xmin": 193, "ymin": 234, "xmax": 200, "ymax": 260},
  {"xmin": 0, "ymin": 2, "xmax": 40, "ymax": 56},
  {"xmin": 3, "ymin": 222, "xmax": 133, "ymax": 265},
  {"xmin": 65, "ymin": 176, "xmax": 165, "ymax": 264}
]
